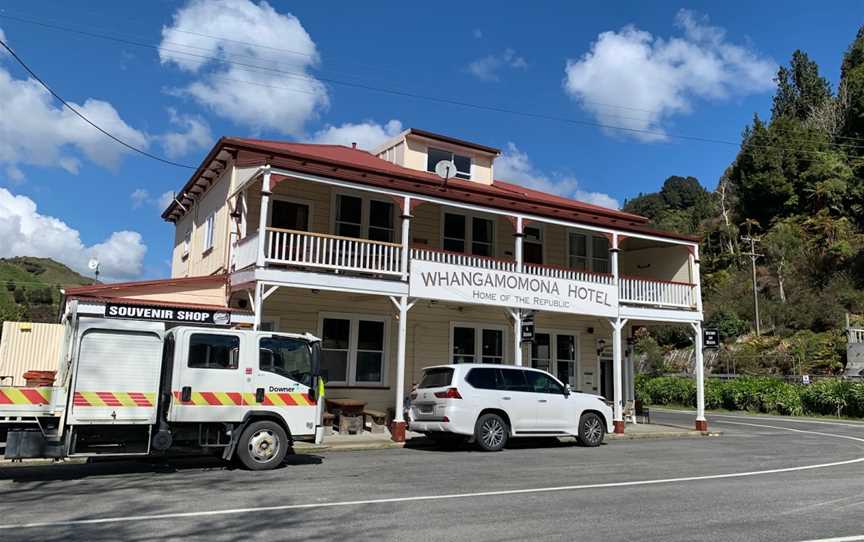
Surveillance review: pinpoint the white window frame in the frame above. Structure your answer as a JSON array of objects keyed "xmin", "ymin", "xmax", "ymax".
[
  {"xmin": 449, "ymin": 321, "xmax": 508, "ymax": 364},
  {"xmin": 530, "ymin": 328, "xmax": 580, "ymax": 387},
  {"xmin": 330, "ymin": 190, "xmax": 397, "ymax": 243},
  {"xmin": 426, "ymin": 147, "xmax": 472, "ymax": 180},
  {"xmin": 318, "ymin": 312, "xmax": 390, "ymax": 387},
  {"xmin": 566, "ymin": 229, "xmax": 610, "ymax": 273},
  {"xmin": 522, "ymin": 223, "xmax": 544, "ymax": 265},
  {"xmin": 440, "ymin": 210, "xmax": 497, "ymax": 257},
  {"xmin": 202, "ymin": 214, "xmax": 215, "ymax": 253},
  {"xmin": 267, "ymin": 195, "xmax": 315, "ymax": 232}
]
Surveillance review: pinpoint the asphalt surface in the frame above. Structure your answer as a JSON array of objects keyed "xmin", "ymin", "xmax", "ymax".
[{"xmin": 2, "ymin": 411, "xmax": 864, "ymax": 542}]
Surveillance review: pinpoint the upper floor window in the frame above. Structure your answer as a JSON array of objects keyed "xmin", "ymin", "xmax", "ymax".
[
  {"xmin": 427, "ymin": 147, "xmax": 471, "ymax": 180},
  {"xmin": 203, "ymin": 214, "xmax": 215, "ymax": 253},
  {"xmin": 523, "ymin": 225, "xmax": 543, "ymax": 265},
  {"xmin": 443, "ymin": 212, "xmax": 495, "ymax": 257},
  {"xmin": 335, "ymin": 194, "xmax": 395, "ymax": 242},
  {"xmin": 568, "ymin": 231, "xmax": 609, "ymax": 273}
]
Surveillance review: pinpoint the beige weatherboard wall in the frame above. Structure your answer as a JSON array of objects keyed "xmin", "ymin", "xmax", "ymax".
[
  {"xmin": 254, "ymin": 287, "xmax": 610, "ymax": 411},
  {"xmin": 375, "ymin": 131, "xmax": 496, "ymax": 185},
  {"xmin": 0, "ymin": 322, "xmax": 64, "ymax": 385}
]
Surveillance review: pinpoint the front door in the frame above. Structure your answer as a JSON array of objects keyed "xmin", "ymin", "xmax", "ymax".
[{"xmin": 599, "ymin": 355, "xmax": 613, "ymax": 401}]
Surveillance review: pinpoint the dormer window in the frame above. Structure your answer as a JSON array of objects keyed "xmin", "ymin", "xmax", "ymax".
[{"xmin": 427, "ymin": 147, "xmax": 471, "ymax": 180}]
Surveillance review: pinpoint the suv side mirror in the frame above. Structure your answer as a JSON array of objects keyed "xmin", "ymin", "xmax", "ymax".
[{"xmin": 563, "ymin": 384, "xmax": 572, "ymax": 397}]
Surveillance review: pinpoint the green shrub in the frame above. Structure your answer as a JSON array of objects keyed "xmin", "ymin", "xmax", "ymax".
[{"xmin": 801, "ymin": 379, "xmax": 851, "ymax": 416}]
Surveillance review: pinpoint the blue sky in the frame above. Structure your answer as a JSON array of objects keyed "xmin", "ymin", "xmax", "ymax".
[{"xmin": 0, "ymin": 1, "xmax": 860, "ymax": 281}]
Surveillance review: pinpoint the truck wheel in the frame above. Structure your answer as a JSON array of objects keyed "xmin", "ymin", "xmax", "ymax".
[
  {"xmin": 474, "ymin": 413, "xmax": 508, "ymax": 452},
  {"xmin": 577, "ymin": 412, "xmax": 605, "ymax": 447},
  {"xmin": 236, "ymin": 420, "xmax": 288, "ymax": 470}
]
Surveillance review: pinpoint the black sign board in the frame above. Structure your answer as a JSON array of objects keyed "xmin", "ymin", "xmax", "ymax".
[
  {"xmin": 520, "ymin": 311, "xmax": 535, "ymax": 343},
  {"xmin": 105, "ymin": 303, "xmax": 231, "ymax": 326},
  {"xmin": 703, "ymin": 328, "xmax": 720, "ymax": 349}
]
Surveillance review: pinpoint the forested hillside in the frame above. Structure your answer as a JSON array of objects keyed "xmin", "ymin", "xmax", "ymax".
[
  {"xmin": 0, "ymin": 257, "xmax": 94, "ymax": 327},
  {"xmin": 624, "ymin": 28, "xmax": 864, "ymax": 375}
]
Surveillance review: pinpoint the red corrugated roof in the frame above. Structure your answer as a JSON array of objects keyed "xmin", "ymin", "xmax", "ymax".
[
  {"xmin": 164, "ymin": 136, "xmax": 698, "ymax": 242},
  {"xmin": 64, "ymin": 275, "xmax": 228, "ymax": 296}
]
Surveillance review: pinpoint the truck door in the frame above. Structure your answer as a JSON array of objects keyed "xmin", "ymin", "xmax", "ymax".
[
  {"xmin": 252, "ymin": 334, "xmax": 318, "ymax": 438},
  {"xmin": 168, "ymin": 330, "xmax": 249, "ymax": 422}
]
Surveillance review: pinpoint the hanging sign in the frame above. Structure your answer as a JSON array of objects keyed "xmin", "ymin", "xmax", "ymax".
[
  {"xmin": 521, "ymin": 311, "xmax": 535, "ymax": 343},
  {"xmin": 409, "ymin": 260, "xmax": 618, "ymax": 317},
  {"xmin": 703, "ymin": 328, "xmax": 720, "ymax": 349}
]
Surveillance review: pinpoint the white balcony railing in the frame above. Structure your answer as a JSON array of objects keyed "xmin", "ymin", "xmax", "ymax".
[
  {"xmin": 524, "ymin": 263, "xmax": 614, "ymax": 286},
  {"xmin": 232, "ymin": 231, "xmax": 259, "ymax": 271},
  {"xmin": 619, "ymin": 276, "xmax": 695, "ymax": 308},
  {"xmin": 264, "ymin": 228, "xmax": 402, "ymax": 276},
  {"xmin": 409, "ymin": 247, "xmax": 518, "ymax": 272},
  {"xmin": 849, "ymin": 328, "xmax": 864, "ymax": 344}
]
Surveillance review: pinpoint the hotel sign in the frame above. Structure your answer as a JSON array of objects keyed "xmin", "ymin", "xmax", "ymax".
[{"xmin": 409, "ymin": 261, "xmax": 618, "ymax": 317}]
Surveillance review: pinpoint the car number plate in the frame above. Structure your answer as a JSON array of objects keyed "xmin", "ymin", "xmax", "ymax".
[{"xmin": 419, "ymin": 405, "xmax": 433, "ymax": 413}]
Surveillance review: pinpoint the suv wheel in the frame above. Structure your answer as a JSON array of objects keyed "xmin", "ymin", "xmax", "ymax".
[
  {"xmin": 474, "ymin": 413, "xmax": 508, "ymax": 452},
  {"xmin": 577, "ymin": 412, "xmax": 605, "ymax": 447},
  {"xmin": 236, "ymin": 420, "xmax": 289, "ymax": 470}
]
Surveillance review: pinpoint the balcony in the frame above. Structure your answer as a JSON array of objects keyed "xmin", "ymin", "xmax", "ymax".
[{"xmin": 231, "ymin": 229, "xmax": 697, "ymax": 311}]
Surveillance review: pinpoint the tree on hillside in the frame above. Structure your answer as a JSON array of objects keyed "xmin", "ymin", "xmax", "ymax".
[
  {"xmin": 622, "ymin": 176, "xmax": 715, "ymax": 234},
  {"xmin": 840, "ymin": 26, "xmax": 864, "ymax": 143},
  {"xmin": 772, "ymin": 50, "xmax": 833, "ymax": 122}
]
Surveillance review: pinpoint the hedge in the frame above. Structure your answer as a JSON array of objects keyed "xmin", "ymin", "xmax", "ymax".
[{"xmin": 635, "ymin": 375, "xmax": 864, "ymax": 418}]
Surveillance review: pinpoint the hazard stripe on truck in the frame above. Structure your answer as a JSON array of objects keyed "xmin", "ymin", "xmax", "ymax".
[
  {"xmin": 73, "ymin": 391, "xmax": 156, "ymax": 407},
  {"xmin": 172, "ymin": 391, "xmax": 314, "ymax": 406},
  {"xmin": 0, "ymin": 387, "xmax": 53, "ymax": 405}
]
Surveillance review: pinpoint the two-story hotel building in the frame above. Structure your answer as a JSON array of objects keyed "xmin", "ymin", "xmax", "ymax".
[{"xmin": 68, "ymin": 128, "xmax": 708, "ymax": 441}]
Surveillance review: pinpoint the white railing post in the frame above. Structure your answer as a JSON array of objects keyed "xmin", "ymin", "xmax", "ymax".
[
  {"xmin": 400, "ymin": 197, "xmax": 411, "ymax": 281},
  {"xmin": 257, "ymin": 166, "xmax": 271, "ymax": 268},
  {"xmin": 611, "ymin": 233, "xmax": 620, "ymax": 308}
]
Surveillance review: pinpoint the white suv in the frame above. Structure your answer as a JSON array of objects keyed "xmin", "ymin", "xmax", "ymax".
[{"xmin": 409, "ymin": 364, "xmax": 614, "ymax": 451}]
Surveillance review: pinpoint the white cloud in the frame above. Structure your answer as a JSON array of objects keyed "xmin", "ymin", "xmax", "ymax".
[
  {"xmin": 130, "ymin": 188, "xmax": 176, "ymax": 212},
  {"xmin": 130, "ymin": 188, "xmax": 150, "ymax": 209},
  {"xmin": 495, "ymin": 143, "xmax": 619, "ymax": 209},
  {"xmin": 159, "ymin": 0, "xmax": 328, "ymax": 135},
  {"xmin": 157, "ymin": 191, "xmax": 175, "ymax": 211},
  {"xmin": 0, "ymin": 188, "xmax": 146, "ymax": 280},
  {"xmin": 159, "ymin": 108, "xmax": 212, "ymax": 159},
  {"xmin": 563, "ymin": 10, "xmax": 776, "ymax": 141},
  {"xmin": 0, "ymin": 65, "xmax": 149, "ymax": 180},
  {"xmin": 307, "ymin": 119, "xmax": 403, "ymax": 150},
  {"xmin": 467, "ymin": 49, "xmax": 528, "ymax": 82}
]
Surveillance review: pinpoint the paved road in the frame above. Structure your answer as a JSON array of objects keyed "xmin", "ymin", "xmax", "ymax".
[{"xmin": 2, "ymin": 411, "xmax": 864, "ymax": 542}]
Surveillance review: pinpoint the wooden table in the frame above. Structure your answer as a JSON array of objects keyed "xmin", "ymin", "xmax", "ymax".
[{"xmin": 325, "ymin": 398, "xmax": 366, "ymax": 415}]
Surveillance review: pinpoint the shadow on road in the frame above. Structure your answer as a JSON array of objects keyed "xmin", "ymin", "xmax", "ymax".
[{"xmin": 404, "ymin": 436, "xmax": 599, "ymax": 453}]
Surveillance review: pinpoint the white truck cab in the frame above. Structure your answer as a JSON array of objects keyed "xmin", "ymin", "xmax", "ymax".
[{"xmin": 1, "ymin": 311, "xmax": 324, "ymax": 471}]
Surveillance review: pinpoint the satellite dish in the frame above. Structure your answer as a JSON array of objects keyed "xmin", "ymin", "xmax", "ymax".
[
  {"xmin": 88, "ymin": 258, "xmax": 100, "ymax": 271},
  {"xmin": 434, "ymin": 160, "xmax": 457, "ymax": 181}
]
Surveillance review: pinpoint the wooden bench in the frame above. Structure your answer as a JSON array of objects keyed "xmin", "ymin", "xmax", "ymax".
[
  {"xmin": 322, "ymin": 412, "xmax": 336, "ymax": 436},
  {"xmin": 363, "ymin": 409, "xmax": 388, "ymax": 434}
]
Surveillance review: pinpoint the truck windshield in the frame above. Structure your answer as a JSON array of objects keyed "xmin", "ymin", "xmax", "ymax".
[{"xmin": 259, "ymin": 337, "xmax": 313, "ymax": 387}]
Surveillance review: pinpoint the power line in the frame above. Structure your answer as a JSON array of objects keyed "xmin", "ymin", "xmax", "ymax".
[
  {"xmin": 1, "ymin": 12, "xmax": 862, "ymax": 162},
  {"xmin": 0, "ymin": 37, "xmax": 195, "ymax": 170}
]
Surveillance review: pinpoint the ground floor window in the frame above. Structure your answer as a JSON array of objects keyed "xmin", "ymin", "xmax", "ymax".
[
  {"xmin": 451, "ymin": 323, "xmax": 505, "ymax": 364},
  {"xmin": 531, "ymin": 331, "xmax": 578, "ymax": 387},
  {"xmin": 319, "ymin": 314, "xmax": 388, "ymax": 386}
]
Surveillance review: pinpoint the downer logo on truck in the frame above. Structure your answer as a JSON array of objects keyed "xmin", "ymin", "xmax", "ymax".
[{"xmin": 105, "ymin": 303, "xmax": 231, "ymax": 325}]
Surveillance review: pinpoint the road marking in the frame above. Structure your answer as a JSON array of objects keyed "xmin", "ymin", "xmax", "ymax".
[
  {"xmin": 798, "ymin": 536, "xmax": 864, "ymax": 542},
  {"xmin": 1, "ymin": 420, "xmax": 863, "ymax": 531},
  {"xmin": 658, "ymin": 408, "xmax": 864, "ymax": 429}
]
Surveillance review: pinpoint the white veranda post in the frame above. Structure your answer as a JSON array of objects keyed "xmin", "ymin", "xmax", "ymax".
[
  {"xmin": 390, "ymin": 296, "xmax": 415, "ymax": 442},
  {"xmin": 257, "ymin": 166, "xmax": 271, "ymax": 268},
  {"xmin": 691, "ymin": 321, "xmax": 707, "ymax": 431},
  {"xmin": 512, "ymin": 217, "xmax": 524, "ymax": 366},
  {"xmin": 610, "ymin": 318, "xmax": 627, "ymax": 433}
]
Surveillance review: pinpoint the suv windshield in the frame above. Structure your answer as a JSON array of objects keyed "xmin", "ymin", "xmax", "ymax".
[{"xmin": 419, "ymin": 368, "xmax": 454, "ymax": 388}]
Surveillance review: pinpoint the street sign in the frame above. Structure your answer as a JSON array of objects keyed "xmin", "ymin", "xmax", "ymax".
[
  {"xmin": 703, "ymin": 328, "xmax": 720, "ymax": 349},
  {"xmin": 521, "ymin": 311, "xmax": 535, "ymax": 343}
]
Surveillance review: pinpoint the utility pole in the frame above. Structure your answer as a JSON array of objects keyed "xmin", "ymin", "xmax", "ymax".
[{"xmin": 741, "ymin": 235, "xmax": 762, "ymax": 336}]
